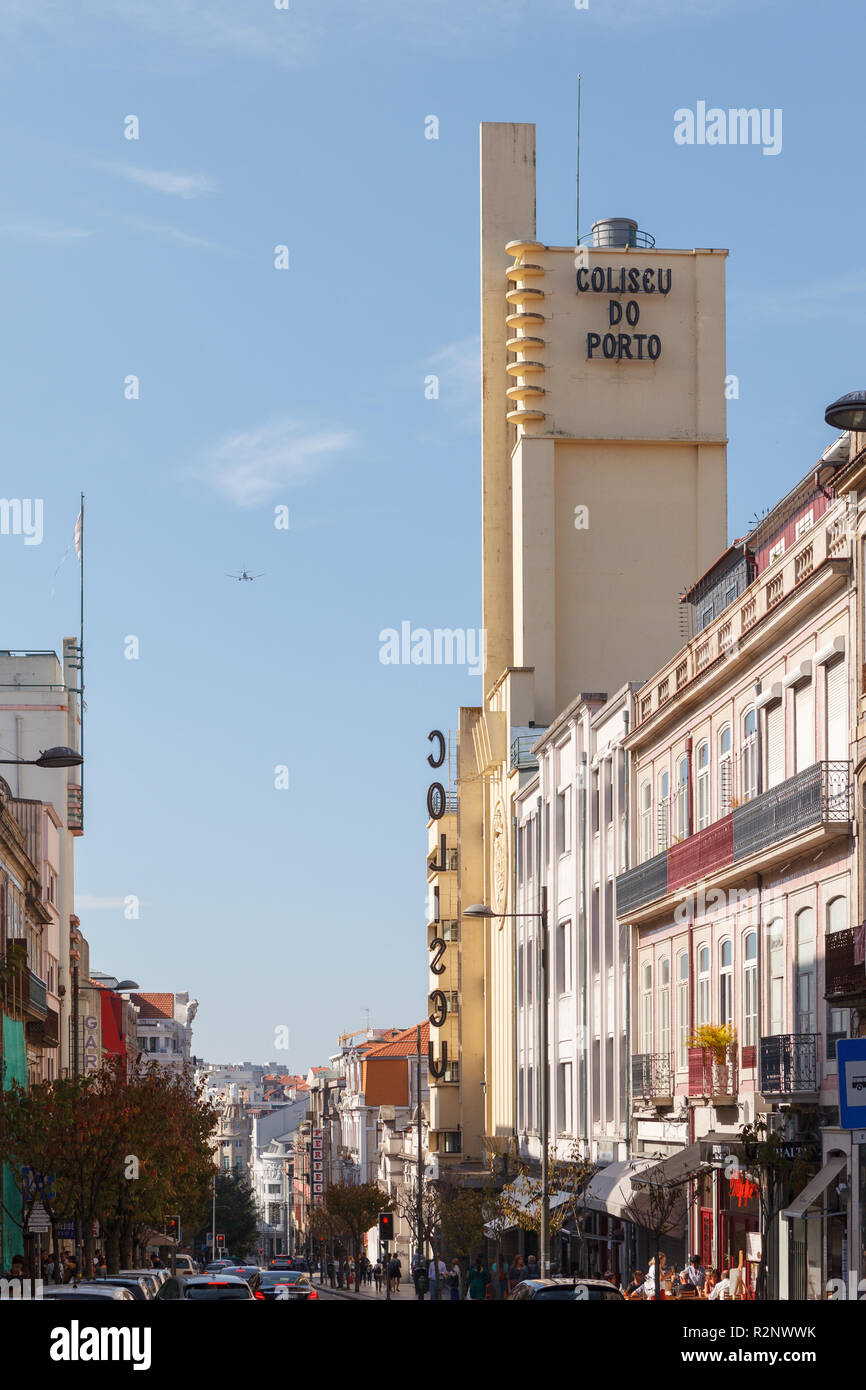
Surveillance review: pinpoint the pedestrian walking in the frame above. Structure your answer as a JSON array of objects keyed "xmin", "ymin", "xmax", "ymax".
[
  {"xmin": 507, "ymin": 1254, "xmax": 525, "ymax": 1294},
  {"xmin": 373, "ymin": 1259, "xmax": 382, "ymax": 1292},
  {"xmin": 428, "ymin": 1254, "xmax": 447, "ymax": 1298},
  {"xmin": 466, "ymin": 1253, "xmax": 491, "ymax": 1301},
  {"xmin": 446, "ymin": 1261, "xmax": 461, "ymax": 1301},
  {"xmin": 388, "ymin": 1254, "xmax": 402, "ymax": 1294}
]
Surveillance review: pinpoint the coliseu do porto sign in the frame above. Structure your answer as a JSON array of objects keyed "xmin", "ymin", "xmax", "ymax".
[{"xmin": 576, "ymin": 262, "xmax": 673, "ymax": 362}]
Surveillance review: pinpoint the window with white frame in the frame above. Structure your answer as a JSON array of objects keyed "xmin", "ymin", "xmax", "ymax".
[
  {"xmin": 795, "ymin": 906, "xmax": 816, "ymax": 1035},
  {"xmin": 657, "ymin": 770, "xmax": 670, "ymax": 850},
  {"xmin": 675, "ymin": 756, "xmax": 689, "ymax": 840},
  {"xmin": 718, "ymin": 726, "xmax": 732, "ymax": 817},
  {"xmin": 794, "ymin": 509, "xmax": 814, "ymax": 539},
  {"xmin": 743, "ymin": 932, "xmax": 757, "ymax": 1047},
  {"xmin": 640, "ymin": 781, "xmax": 652, "ymax": 860},
  {"xmin": 557, "ymin": 1060, "xmax": 573, "ymax": 1134},
  {"xmin": 794, "ymin": 680, "xmax": 814, "ymax": 774},
  {"xmin": 676, "ymin": 951, "xmax": 689, "ymax": 1069},
  {"xmin": 697, "ymin": 945, "xmax": 711, "ymax": 1027},
  {"xmin": 742, "ymin": 709, "xmax": 757, "ymax": 802},
  {"xmin": 767, "ymin": 920, "xmax": 785, "ymax": 1035},
  {"xmin": 825, "ymin": 658, "xmax": 847, "ymax": 763},
  {"xmin": 658, "ymin": 957, "xmax": 671, "ymax": 1062},
  {"xmin": 696, "ymin": 741, "xmax": 710, "ymax": 830},
  {"xmin": 640, "ymin": 960, "xmax": 653, "ymax": 1052},
  {"xmin": 557, "ymin": 921, "xmax": 573, "ymax": 996},
  {"xmin": 719, "ymin": 939, "xmax": 733, "ymax": 1028},
  {"xmin": 768, "ymin": 535, "xmax": 786, "ymax": 564}
]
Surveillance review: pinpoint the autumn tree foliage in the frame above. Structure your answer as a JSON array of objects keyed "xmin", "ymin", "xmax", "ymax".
[
  {"xmin": 0, "ymin": 1055, "xmax": 218, "ymax": 1273},
  {"xmin": 324, "ymin": 1181, "xmax": 385, "ymax": 1291}
]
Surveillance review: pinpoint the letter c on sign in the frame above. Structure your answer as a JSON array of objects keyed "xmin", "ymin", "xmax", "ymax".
[{"xmin": 427, "ymin": 729, "xmax": 446, "ymax": 768}]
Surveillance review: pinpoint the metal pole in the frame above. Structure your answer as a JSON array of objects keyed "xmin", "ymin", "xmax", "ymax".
[
  {"xmin": 211, "ymin": 1170, "xmax": 216, "ymax": 1264},
  {"xmin": 540, "ymin": 885, "xmax": 550, "ymax": 1277},
  {"xmin": 416, "ymin": 1023, "xmax": 424, "ymax": 1298},
  {"xmin": 72, "ymin": 961, "xmax": 79, "ymax": 1268}
]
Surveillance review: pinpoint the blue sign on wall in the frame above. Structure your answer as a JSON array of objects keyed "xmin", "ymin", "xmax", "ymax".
[{"xmin": 837, "ymin": 1039, "xmax": 866, "ymax": 1129}]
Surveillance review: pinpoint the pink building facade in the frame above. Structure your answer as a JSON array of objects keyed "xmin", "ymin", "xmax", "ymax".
[{"xmin": 617, "ymin": 463, "xmax": 860, "ymax": 1299}]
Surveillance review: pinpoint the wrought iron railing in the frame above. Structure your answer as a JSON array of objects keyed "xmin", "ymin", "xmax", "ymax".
[
  {"xmin": 615, "ymin": 849, "xmax": 668, "ymax": 916},
  {"xmin": 825, "ymin": 928, "xmax": 865, "ymax": 998},
  {"xmin": 759, "ymin": 1032, "xmax": 819, "ymax": 1095},
  {"xmin": 510, "ymin": 736, "xmax": 539, "ymax": 771},
  {"xmin": 732, "ymin": 761, "xmax": 851, "ymax": 863},
  {"xmin": 631, "ymin": 1053, "xmax": 673, "ymax": 1100},
  {"xmin": 687, "ymin": 1045, "xmax": 738, "ymax": 1098}
]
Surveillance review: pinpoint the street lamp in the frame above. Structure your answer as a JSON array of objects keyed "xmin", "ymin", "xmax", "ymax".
[
  {"xmin": 464, "ymin": 886, "xmax": 551, "ymax": 1277},
  {"xmin": 0, "ymin": 746, "xmax": 83, "ymax": 769},
  {"xmin": 824, "ymin": 390, "xmax": 866, "ymax": 432}
]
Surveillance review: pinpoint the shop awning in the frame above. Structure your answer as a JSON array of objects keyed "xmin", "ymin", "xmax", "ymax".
[
  {"xmin": 484, "ymin": 1175, "xmax": 570, "ymax": 1235},
  {"xmin": 781, "ymin": 1155, "xmax": 847, "ymax": 1221},
  {"xmin": 631, "ymin": 1142, "xmax": 704, "ymax": 1188},
  {"xmin": 583, "ymin": 1160, "xmax": 656, "ymax": 1220}
]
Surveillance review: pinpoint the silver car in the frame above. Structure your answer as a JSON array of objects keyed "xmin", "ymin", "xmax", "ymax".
[{"xmin": 40, "ymin": 1282, "xmax": 135, "ymax": 1301}]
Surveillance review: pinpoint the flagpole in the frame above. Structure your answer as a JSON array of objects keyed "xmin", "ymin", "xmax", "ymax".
[{"xmin": 79, "ymin": 493, "xmax": 84, "ymax": 797}]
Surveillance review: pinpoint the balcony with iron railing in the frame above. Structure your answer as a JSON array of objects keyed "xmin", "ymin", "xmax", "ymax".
[
  {"xmin": 825, "ymin": 927, "xmax": 866, "ymax": 1001},
  {"xmin": 688, "ymin": 1044, "xmax": 738, "ymax": 1102},
  {"xmin": 631, "ymin": 1053, "xmax": 673, "ymax": 1103},
  {"xmin": 759, "ymin": 1032, "xmax": 819, "ymax": 1096},
  {"xmin": 616, "ymin": 761, "xmax": 852, "ymax": 919},
  {"xmin": 511, "ymin": 735, "xmax": 540, "ymax": 771},
  {"xmin": 25, "ymin": 1005, "xmax": 59, "ymax": 1048}
]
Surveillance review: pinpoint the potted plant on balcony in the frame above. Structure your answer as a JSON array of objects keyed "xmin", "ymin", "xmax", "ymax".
[{"xmin": 688, "ymin": 1024, "xmax": 737, "ymax": 1095}]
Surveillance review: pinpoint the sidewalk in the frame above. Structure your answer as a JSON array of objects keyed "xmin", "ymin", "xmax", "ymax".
[{"xmin": 322, "ymin": 1279, "xmax": 438, "ymax": 1301}]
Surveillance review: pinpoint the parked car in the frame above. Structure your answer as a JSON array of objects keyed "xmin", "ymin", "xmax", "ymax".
[
  {"xmin": 509, "ymin": 1277, "xmax": 624, "ymax": 1301},
  {"xmin": 88, "ymin": 1276, "xmax": 152, "ymax": 1301},
  {"xmin": 120, "ymin": 1270, "xmax": 164, "ymax": 1296},
  {"xmin": 226, "ymin": 1265, "xmax": 263, "ymax": 1294},
  {"xmin": 40, "ymin": 1283, "xmax": 136, "ymax": 1301},
  {"xmin": 155, "ymin": 1273, "xmax": 259, "ymax": 1301},
  {"xmin": 268, "ymin": 1271, "xmax": 319, "ymax": 1301},
  {"xmin": 172, "ymin": 1255, "xmax": 199, "ymax": 1275}
]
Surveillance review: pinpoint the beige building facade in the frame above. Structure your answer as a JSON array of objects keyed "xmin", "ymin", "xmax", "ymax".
[{"xmin": 428, "ymin": 122, "xmax": 729, "ymax": 1179}]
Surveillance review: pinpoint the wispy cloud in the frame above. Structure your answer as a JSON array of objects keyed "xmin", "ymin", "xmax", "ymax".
[
  {"xmin": 97, "ymin": 161, "xmax": 215, "ymax": 199},
  {"xmin": 730, "ymin": 272, "xmax": 866, "ymax": 324},
  {"xmin": 427, "ymin": 336, "xmax": 480, "ymax": 424},
  {"xmin": 123, "ymin": 216, "xmax": 232, "ymax": 254},
  {"xmin": 77, "ymin": 895, "xmax": 131, "ymax": 910},
  {"xmin": 192, "ymin": 417, "xmax": 355, "ymax": 507},
  {"xmin": 0, "ymin": 217, "xmax": 92, "ymax": 241}
]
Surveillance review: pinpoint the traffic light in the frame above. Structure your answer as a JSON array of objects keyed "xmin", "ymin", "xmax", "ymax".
[
  {"xmin": 216, "ymin": 1233, "xmax": 225, "ymax": 1248},
  {"xmin": 166, "ymin": 1214, "xmax": 181, "ymax": 1240},
  {"xmin": 378, "ymin": 1211, "xmax": 394, "ymax": 1242}
]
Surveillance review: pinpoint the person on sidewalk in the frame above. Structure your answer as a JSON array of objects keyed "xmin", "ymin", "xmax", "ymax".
[
  {"xmin": 467, "ymin": 1254, "xmax": 491, "ymax": 1301},
  {"xmin": 428, "ymin": 1254, "xmax": 447, "ymax": 1298},
  {"xmin": 446, "ymin": 1261, "xmax": 461, "ymax": 1301},
  {"xmin": 373, "ymin": 1260, "xmax": 382, "ymax": 1293}
]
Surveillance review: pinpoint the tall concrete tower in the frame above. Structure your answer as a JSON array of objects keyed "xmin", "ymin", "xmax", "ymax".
[{"xmin": 481, "ymin": 122, "xmax": 728, "ymax": 718}]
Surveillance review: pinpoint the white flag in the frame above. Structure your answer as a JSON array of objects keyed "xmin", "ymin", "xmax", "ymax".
[{"xmin": 73, "ymin": 510, "xmax": 82, "ymax": 561}]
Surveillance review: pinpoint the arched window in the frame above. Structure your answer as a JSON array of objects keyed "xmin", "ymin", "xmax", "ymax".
[
  {"xmin": 675, "ymin": 756, "xmax": 689, "ymax": 841},
  {"xmin": 696, "ymin": 741, "xmax": 710, "ymax": 830},
  {"xmin": 676, "ymin": 952, "xmax": 689, "ymax": 1068},
  {"xmin": 795, "ymin": 906, "xmax": 816, "ymax": 1034},
  {"xmin": 640, "ymin": 782, "xmax": 652, "ymax": 861},
  {"xmin": 718, "ymin": 725, "xmax": 732, "ymax": 817},
  {"xmin": 719, "ymin": 938, "xmax": 733, "ymax": 1028},
  {"xmin": 767, "ymin": 919, "xmax": 785, "ymax": 1035},
  {"xmin": 640, "ymin": 961, "xmax": 653, "ymax": 1053},
  {"xmin": 658, "ymin": 957, "xmax": 671, "ymax": 1064},
  {"xmin": 742, "ymin": 709, "xmax": 757, "ymax": 802},
  {"xmin": 697, "ymin": 945, "xmax": 711, "ymax": 1026},
  {"xmin": 743, "ymin": 932, "xmax": 757, "ymax": 1047}
]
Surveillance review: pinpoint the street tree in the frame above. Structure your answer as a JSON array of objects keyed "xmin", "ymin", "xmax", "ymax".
[
  {"xmin": 621, "ymin": 1162, "xmax": 691, "ymax": 1299},
  {"xmin": 438, "ymin": 1183, "xmax": 487, "ymax": 1296},
  {"xmin": 324, "ymin": 1181, "xmax": 384, "ymax": 1291}
]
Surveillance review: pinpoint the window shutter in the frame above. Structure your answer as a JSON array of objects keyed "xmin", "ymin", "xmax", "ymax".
[
  {"xmin": 826, "ymin": 659, "xmax": 847, "ymax": 763},
  {"xmin": 794, "ymin": 683, "xmax": 814, "ymax": 773},
  {"xmin": 765, "ymin": 700, "xmax": 784, "ymax": 788}
]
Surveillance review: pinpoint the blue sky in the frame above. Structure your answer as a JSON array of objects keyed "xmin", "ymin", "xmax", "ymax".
[{"xmin": 0, "ymin": 0, "xmax": 862, "ymax": 1068}]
